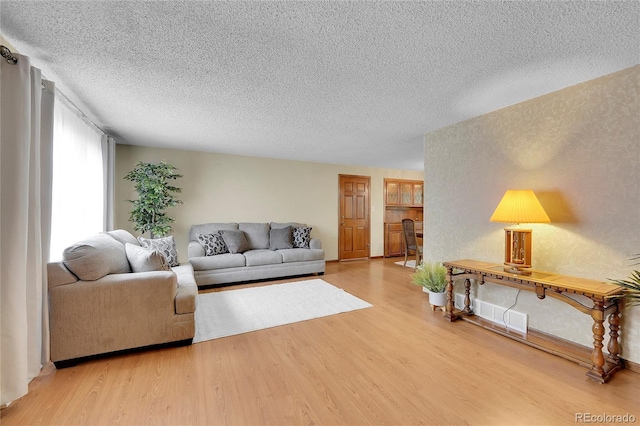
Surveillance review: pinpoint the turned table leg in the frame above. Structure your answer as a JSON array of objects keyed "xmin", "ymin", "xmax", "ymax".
[
  {"xmin": 586, "ymin": 299, "xmax": 607, "ymax": 383},
  {"xmin": 444, "ymin": 266, "xmax": 456, "ymax": 321},
  {"xmin": 604, "ymin": 305, "xmax": 624, "ymax": 377},
  {"xmin": 463, "ymin": 278, "xmax": 473, "ymax": 315}
]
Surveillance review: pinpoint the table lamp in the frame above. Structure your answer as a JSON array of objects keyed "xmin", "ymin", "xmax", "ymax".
[{"xmin": 490, "ymin": 189, "xmax": 550, "ymax": 274}]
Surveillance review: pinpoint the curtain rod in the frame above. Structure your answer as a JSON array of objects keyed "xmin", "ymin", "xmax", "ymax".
[
  {"xmin": 0, "ymin": 45, "xmax": 48, "ymax": 90},
  {"xmin": 1, "ymin": 45, "xmax": 18, "ymax": 64},
  {"xmin": 0, "ymin": 43, "xmax": 107, "ymax": 136}
]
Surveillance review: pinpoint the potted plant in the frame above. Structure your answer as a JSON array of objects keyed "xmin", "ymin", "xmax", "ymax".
[
  {"xmin": 124, "ymin": 161, "xmax": 182, "ymax": 238},
  {"xmin": 411, "ymin": 261, "xmax": 448, "ymax": 309},
  {"xmin": 610, "ymin": 254, "xmax": 640, "ymax": 307}
]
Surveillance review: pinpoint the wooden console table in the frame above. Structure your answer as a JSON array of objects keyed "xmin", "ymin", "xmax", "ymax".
[{"xmin": 442, "ymin": 259, "xmax": 624, "ymax": 383}]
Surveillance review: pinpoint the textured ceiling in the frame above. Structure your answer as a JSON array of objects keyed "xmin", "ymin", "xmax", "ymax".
[{"xmin": 1, "ymin": 1, "xmax": 638, "ymax": 170}]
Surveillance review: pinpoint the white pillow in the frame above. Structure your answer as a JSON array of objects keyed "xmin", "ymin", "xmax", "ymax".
[{"xmin": 125, "ymin": 243, "xmax": 171, "ymax": 273}]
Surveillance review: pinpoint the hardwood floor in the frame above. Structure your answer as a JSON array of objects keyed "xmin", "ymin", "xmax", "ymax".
[{"xmin": 3, "ymin": 258, "xmax": 639, "ymax": 425}]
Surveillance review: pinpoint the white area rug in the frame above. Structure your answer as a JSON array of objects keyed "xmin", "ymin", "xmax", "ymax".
[
  {"xmin": 193, "ymin": 279, "xmax": 373, "ymax": 343},
  {"xmin": 394, "ymin": 259, "xmax": 416, "ymax": 268}
]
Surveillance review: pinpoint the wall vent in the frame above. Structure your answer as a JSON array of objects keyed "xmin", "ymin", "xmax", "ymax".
[{"xmin": 454, "ymin": 293, "xmax": 528, "ymax": 334}]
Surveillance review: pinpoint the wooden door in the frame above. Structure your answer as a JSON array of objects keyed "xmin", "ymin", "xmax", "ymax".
[{"xmin": 339, "ymin": 175, "xmax": 370, "ymax": 260}]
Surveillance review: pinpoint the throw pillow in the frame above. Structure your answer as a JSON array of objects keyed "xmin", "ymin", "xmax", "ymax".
[
  {"xmin": 107, "ymin": 229, "xmax": 139, "ymax": 246},
  {"xmin": 292, "ymin": 227, "xmax": 312, "ymax": 249},
  {"xmin": 63, "ymin": 232, "xmax": 131, "ymax": 281},
  {"xmin": 220, "ymin": 230, "xmax": 251, "ymax": 254},
  {"xmin": 138, "ymin": 235, "xmax": 179, "ymax": 267},
  {"xmin": 269, "ymin": 226, "xmax": 293, "ymax": 250},
  {"xmin": 197, "ymin": 231, "xmax": 229, "ymax": 256},
  {"xmin": 125, "ymin": 243, "xmax": 171, "ymax": 273}
]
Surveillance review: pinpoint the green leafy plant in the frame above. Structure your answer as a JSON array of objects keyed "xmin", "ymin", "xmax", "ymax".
[
  {"xmin": 610, "ymin": 254, "xmax": 640, "ymax": 307},
  {"xmin": 124, "ymin": 161, "xmax": 182, "ymax": 238},
  {"xmin": 411, "ymin": 261, "xmax": 447, "ymax": 293}
]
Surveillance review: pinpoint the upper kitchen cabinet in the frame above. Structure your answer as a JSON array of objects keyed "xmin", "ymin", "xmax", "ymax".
[{"xmin": 385, "ymin": 179, "xmax": 423, "ymax": 207}]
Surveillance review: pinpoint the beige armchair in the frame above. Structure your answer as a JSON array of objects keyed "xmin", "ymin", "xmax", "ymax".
[{"xmin": 48, "ymin": 230, "xmax": 197, "ymax": 368}]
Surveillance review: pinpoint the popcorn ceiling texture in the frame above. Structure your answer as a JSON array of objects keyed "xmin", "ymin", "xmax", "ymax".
[
  {"xmin": 424, "ymin": 66, "xmax": 640, "ymax": 363},
  {"xmin": 1, "ymin": 1, "xmax": 638, "ymax": 170}
]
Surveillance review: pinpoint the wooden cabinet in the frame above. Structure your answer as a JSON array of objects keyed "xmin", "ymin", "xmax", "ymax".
[
  {"xmin": 384, "ymin": 221, "xmax": 423, "ymax": 257},
  {"xmin": 385, "ymin": 223, "xmax": 405, "ymax": 257},
  {"xmin": 383, "ymin": 178, "xmax": 424, "ymax": 257},
  {"xmin": 385, "ymin": 181, "xmax": 400, "ymax": 205},
  {"xmin": 385, "ymin": 179, "xmax": 423, "ymax": 207}
]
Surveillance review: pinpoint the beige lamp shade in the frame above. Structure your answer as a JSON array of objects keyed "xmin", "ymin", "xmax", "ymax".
[
  {"xmin": 490, "ymin": 190, "xmax": 550, "ymax": 224},
  {"xmin": 490, "ymin": 190, "xmax": 550, "ymax": 273}
]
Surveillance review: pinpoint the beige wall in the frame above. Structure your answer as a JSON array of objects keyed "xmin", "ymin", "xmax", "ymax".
[
  {"xmin": 424, "ymin": 65, "xmax": 640, "ymax": 363},
  {"xmin": 115, "ymin": 146, "xmax": 423, "ymax": 261}
]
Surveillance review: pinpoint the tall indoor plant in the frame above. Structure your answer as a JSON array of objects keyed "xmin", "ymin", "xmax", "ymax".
[
  {"xmin": 124, "ymin": 161, "xmax": 182, "ymax": 238},
  {"xmin": 411, "ymin": 261, "xmax": 447, "ymax": 308}
]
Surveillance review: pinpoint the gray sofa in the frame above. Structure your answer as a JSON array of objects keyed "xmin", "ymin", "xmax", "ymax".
[
  {"xmin": 188, "ymin": 222, "xmax": 325, "ymax": 287},
  {"xmin": 48, "ymin": 229, "xmax": 197, "ymax": 367}
]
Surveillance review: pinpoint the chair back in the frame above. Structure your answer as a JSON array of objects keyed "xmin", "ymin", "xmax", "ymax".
[{"xmin": 402, "ymin": 219, "xmax": 418, "ymax": 251}]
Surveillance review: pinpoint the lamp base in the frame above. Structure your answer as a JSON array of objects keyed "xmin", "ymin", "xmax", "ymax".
[
  {"xmin": 503, "ymin": 264, "xmax": 532, "ymax": 275},
  {"xmin": 503, "ymin": 228, "xmax": 532, "ymax": 269}
]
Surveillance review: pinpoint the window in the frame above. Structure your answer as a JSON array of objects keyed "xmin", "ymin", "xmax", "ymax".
[{"xmin": 49, "ymin": 96, "xmax": 104, "ymax": 260}]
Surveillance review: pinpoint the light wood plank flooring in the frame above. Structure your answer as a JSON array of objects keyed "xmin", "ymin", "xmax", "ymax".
[{"xmin": 2, "ymin": 258, "xmax": 639, "ymax": 425}]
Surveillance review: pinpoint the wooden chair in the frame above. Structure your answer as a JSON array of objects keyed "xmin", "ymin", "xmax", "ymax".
[{"xmin": 401, "ymin": 218, "xmax": 423, "ymax": 269}]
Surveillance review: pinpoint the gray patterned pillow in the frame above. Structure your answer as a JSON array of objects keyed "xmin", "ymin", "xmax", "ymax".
[
  {"xmin": 292, "ymin": 227, "xmax": 312, "ymax": 249},
  {"xmin": 138, "ymin": 235, "xmax": 179, "ymax": 267},
  {"xmin": 197, "ymin": 231, "xmax": 229, "ymax": 256}
]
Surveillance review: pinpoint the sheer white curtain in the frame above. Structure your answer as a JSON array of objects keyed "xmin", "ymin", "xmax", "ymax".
[
  {"xmin": 0, "ymin": 54, "xmax": 54, "ymax": 406},
  {"xmin": 102, "ymin": 134, "xmax": 116, "ymax": 231},
  {"xmin": 49, "ymin": 96, "xmax": 104, "ymax": 261}
]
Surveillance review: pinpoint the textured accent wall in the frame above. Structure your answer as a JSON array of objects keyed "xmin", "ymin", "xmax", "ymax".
[
  {"xmin": 424, "ymin": 65, "xmax": 640, "ymax": 363},
  {"xmin": 115, "ymin": 146, "xmax": 423, "ymax": 262}
]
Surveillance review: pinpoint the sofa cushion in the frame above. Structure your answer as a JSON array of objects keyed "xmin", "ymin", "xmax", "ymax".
[
  {"xmin": 244, "ymin": 249, "xmax": 283, "ymax": 266},
  {"xmin": 63, "ymin": 232, "xmax": 131, "ymax": 281},
  {"xmin": 292, "ymin": 227, "xmax": 312, "ymax": 249},
  {"xmin": 278, "ymin": 248, "xmax": 325, "ymax": 263},
  {"xmin": 220, "ymin": 230, "xmax": 251, "ymax": 254},
  {"xmin": 269, "ymin": 226, "xmax": 293, "ymax": 250},
  {"xmin": 125, "ymin": 243, "xmax": 171, "ymax": 273},
  {"xmin": 107, "ymin": 229, "xmax": 139, "ymax": 246},
  {"xmin": 310, "ymin": 238, "xmax": 322, "ymax": 250},
  {"xmin": 138, "ymin": 236, "xmax": 179, "ymax": 267},
  {"xmin": 189, "ymin": 223, "xmax": 238, "ymax": 242},
  {"xmin": 197, "ymin": 231, "xmax": 229, "ymax": 255},
  {"xmin": 190, "ymin": 253, "xmax": 246, "ymax": 270},
  {"xmin": 238, "ymin": 223, "xmax": 270, "ymax": 249},
  {"xmin": 270, "ymin": 222, "xmax": 306, "ymax": 230}
]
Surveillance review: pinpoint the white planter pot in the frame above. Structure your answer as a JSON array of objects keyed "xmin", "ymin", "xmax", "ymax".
[{"xmin": 428, "ymin": 290, "xmax": 447, "ymax": 307}]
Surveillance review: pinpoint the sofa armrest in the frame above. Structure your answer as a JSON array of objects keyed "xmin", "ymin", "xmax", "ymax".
[
  {"xmin": 188, "ymin": 241, "xmax": 205, "ymax": 258},
  {"xmin": 47, "ymin": 262, "xmax": 79, "ymax": 288},
  {"xmin": 49, "ymin": 271, "xmax": 179, "ymax": 362},
  {"xmin": 172, "ymin": 263, "xmax": 197, "ymax": 314},
  {"xmin": 310, "ymin": 238, "xmax": 322, "ymax": 250}
]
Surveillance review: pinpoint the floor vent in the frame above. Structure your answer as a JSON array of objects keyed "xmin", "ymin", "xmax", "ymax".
[{"xmin": 454, "ymin": 293, "xmax": 528, "ymax": 333}]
